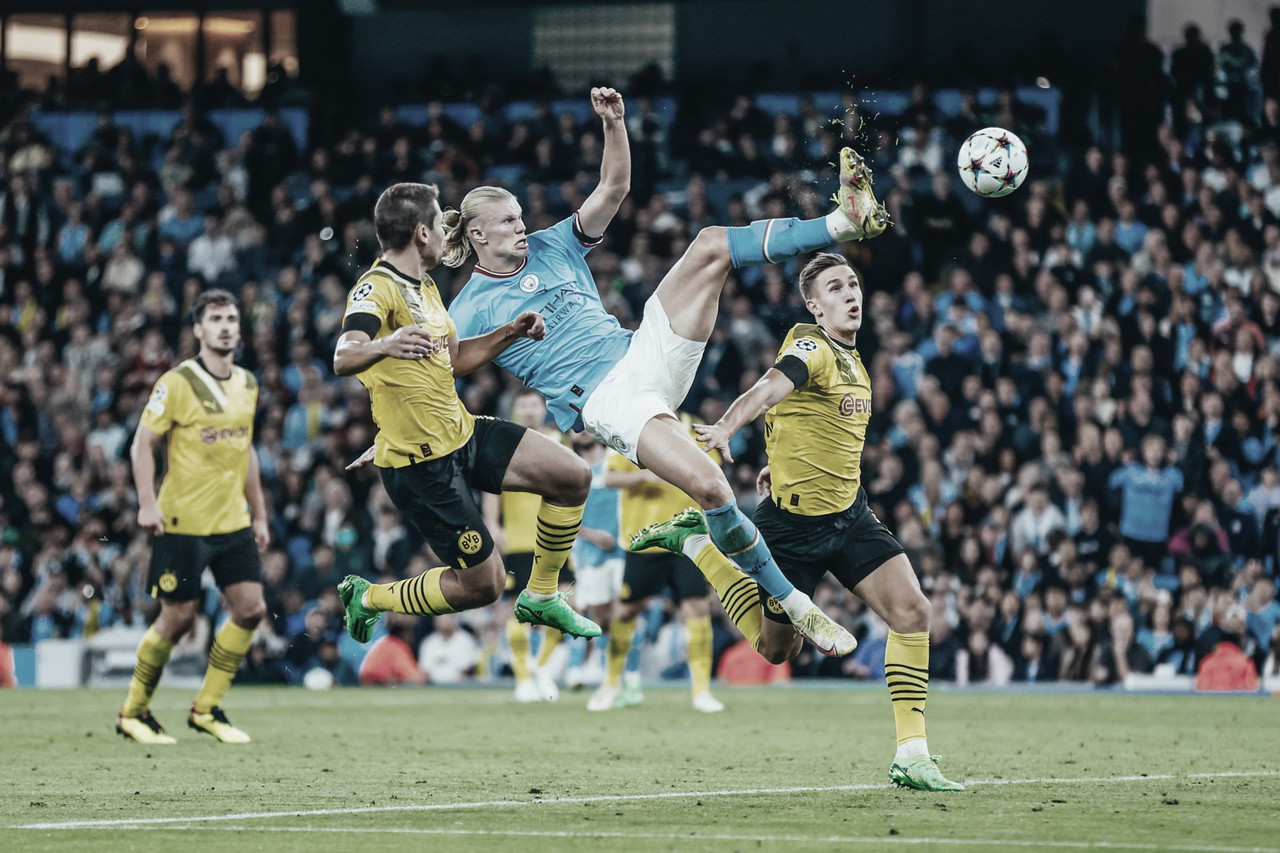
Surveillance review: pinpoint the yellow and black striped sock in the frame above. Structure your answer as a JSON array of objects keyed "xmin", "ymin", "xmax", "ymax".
[
  {"xmin": 606, "ymin": 618, "xmax": 635, "ymax": 688},
  {"xmin": 121, "ymin": 626, "xmax": 174, "ymax": 718},
  {"xmin": 885, "ymin": 630, "xmax": 930, "ymax": 745},
  {"xmin": 194, "ymin": 621, "xmax": 255, "ymax": 713},
  {"xmin": 529, "ymin": 501, "xmax": 584, "ymax": 595},
  {"xmin": 686, "ymin": 615, "xmax": 713, "ymax": 696},
  {"xmin": 536, "ymin": 628, "xmax": 564, "ymax": 669},
  {"xmin": 507, "ymin": 617, "xmax": 531, "ymax": 683},
  {"xmin": 367, "ymin": 568, "xmax": 457, "ymax": 615},
  {"xmin": 690, "ymin": 541, "xmax": 761, "ymax": 650}
]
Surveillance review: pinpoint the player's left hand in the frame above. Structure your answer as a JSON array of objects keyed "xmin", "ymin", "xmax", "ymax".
[
  {"xmin": 693, "ymin": 422, "xmax": 734, "ymax": 464},
  {"xmin": 590, "ymin": 87, "xmax": 625, "ymax": 122},
  {"xmin": 756, "ymin": 465, "xmax": 773, "ymax": 497},
  {"xmin": 346, "ymin": 444, "xmax": 376, "ymax": 470},
  {"xmin": 252, "ymin": 518, "xmax": 270, "ymax": 553},
  {"xmin": 511, "ymin": 311, "xmax": 546, "ymax": 341}
]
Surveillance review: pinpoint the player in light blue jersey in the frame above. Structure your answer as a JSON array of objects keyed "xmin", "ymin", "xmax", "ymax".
[{"xmin": 443, "ymin": 87, "xmax": 889, "ymax": 657}]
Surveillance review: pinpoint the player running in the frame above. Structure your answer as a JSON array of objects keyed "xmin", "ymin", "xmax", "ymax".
[
  {"xmin": 443, "ymin": 86, "xmax": 888, "ymax": 657},
  {"xmin": 117, "ymin": 289, "xmax": 269, "ymax": 745},
  {"xmin": 332, "ymin": 183, "xmax": 600, "ymax": 644},
  {"xmin": 636, "ymin": 253, "xmax": 965, "ymax": 791}
]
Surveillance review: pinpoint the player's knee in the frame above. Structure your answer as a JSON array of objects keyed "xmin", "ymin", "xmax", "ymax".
[
  {"xmin": 689, "ymin": 226, "xmax": 730, "ymax": 266},
  {"xmin": 562, "ymin": 456, "xmax": 592, "ymax": 504},
  {"xmin": 690, "ymin": 472, "xmax": 735, "ymax": 510},
  {"xmin": 234, "ymin": 599, "xmax": 267, "ymax": 629},
  {"xmin": 758, "ymin": 637, "xmax": 797, "ymax": 665},
  {"xmin": 890, "ymin": 593, "xmax": 930, "ymax": 635}
]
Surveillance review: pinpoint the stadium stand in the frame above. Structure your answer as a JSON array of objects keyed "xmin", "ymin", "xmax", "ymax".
[{"xmin": 1, "ymin": 16, "xmax": 1278, "ymax": 693}]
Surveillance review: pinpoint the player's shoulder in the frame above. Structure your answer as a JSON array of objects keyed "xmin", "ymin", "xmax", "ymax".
[
  {"xmin": 232, "ymin": 364, "xmax": 259, "ymax": 392},
  {"xmin": 349, "ymin": 265, "xmax": 398, "ymax": 300},
  {"xmin": 779, "ymin": 324, "xmax": 830, "ymax": 362}
]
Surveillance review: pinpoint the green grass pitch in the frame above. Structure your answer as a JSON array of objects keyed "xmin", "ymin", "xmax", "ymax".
[{"xmin": 2, "ymin": 685, "xmax": 1277, "ymax": 852}]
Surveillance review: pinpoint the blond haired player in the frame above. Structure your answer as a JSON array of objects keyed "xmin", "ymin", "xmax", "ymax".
[{"xmin": 333, "ymin": 183, "xmax": 599, "ymax": 645}]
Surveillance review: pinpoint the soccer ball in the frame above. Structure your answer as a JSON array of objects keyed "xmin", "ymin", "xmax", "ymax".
[
  {"xmin": 303, "ymin": 667, "xmax": 335, "ymax": 691},
  {"xmin": 957, "ymin": 127, "xmax": 1029, "ymax": 198}
]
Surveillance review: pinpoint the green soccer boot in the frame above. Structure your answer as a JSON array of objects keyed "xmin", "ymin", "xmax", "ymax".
[
  {"xmin": 888, "ymin": 754, "xmax": 966, "ymax": 792},
  {"xmin": 337, "ymin": 575, "xmax": 381, "ymax": 643},
  {"xmin": 629, "ymin": 507, "xmax": 706, "ymax": 554},
  {"xmin": 514, "ymin": 590, "xmax": 602, "ymax": 638}
]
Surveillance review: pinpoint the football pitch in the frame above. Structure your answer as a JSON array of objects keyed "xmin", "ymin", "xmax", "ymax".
[{"xmin": 2, "ymin": 685, "xmax": 1276, "ymax": 852}]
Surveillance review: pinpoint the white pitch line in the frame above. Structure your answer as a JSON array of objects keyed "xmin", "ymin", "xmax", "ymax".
[
  {"xmin": 114, "ymin": 825, "xmax": 1280, "ymax": 853},
  {"xmin": 13, "ymin": 769, "xmax": 1279, "ymax": 831}
]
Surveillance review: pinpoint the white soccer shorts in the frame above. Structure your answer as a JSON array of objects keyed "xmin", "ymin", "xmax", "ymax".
[
  {"xmin": 579, "ymin": 295, "xmax": 705, "ymax": 464},
  {"xmin": 573, "ymin": 556, "xmax": 624, "ymax": 608}
]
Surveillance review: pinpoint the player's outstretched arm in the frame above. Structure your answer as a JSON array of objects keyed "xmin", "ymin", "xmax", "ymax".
[
  {"xmin": 131, "ymin": 424, "xmax": 166, "ymax": 536},
  {"xmin": 694, "ymin": 369, "xmax": 797, "ymax": 464},
  {"xmin": 245, "ymin": 446, "xmax": 270, "ymax": 553},
  {"xmin": 576, "ymin": 86, "xmax": 630, "ymax": 238},
  {"xmin": 450, "ymin": 311, "xmax": 545, "ymax": 375},
  {"xmin": 333, "ymin": 325, "xmax": 433, "ymax": 376}
]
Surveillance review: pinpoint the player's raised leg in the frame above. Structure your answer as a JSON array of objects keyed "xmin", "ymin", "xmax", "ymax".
[
  {"xmin": 854, "ymin": 554, "xmax": 964, "ymax": 792},
  {"xmin": 188, "ymin": 579, "xmax": 264, "ymax": 744},
  {"xmin": 635, "ymin": 418, "xmax": 855, "ymax": 656},
  {"xmin": 498, "ymin": 428, "xmax": 600, "ymax": 638},
  {"xmin": 653, "ymin": 147, "xmax": 887, "ymax": 345},
  {"xmin": 631, "ymin": 508, "xmax": 762, "ymax": 651}
]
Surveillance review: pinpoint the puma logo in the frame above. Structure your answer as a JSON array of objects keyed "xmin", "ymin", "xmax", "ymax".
[{"xmin": 911, "ymin": 707, "xmax": 925, "ymax": 715}]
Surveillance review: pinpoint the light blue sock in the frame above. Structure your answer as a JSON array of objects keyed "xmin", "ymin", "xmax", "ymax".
[
  {"xmin": 625, "ymin": 614, "xmax": 645, "ymax": 675},
  {"xmin": 567, "ymin": 635, "xmax": 588, "ymax": 670},
  {"xmin": 703, "ymin": 502, "xmax": 797, "ymax": 601},
  {"xmin": 725, "ymin": 217, "xmax": 834, "ymax": 268}
]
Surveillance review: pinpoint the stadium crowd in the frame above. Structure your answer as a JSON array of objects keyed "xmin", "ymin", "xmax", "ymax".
[{"xmin": 1, "ymin": 16, "xmax": 1279, "ymax": 693}]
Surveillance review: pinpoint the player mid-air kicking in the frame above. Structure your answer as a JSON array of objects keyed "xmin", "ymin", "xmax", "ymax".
[{"xmin": 441, "ymin": 86, "xmax": 888, "ymax": 657}]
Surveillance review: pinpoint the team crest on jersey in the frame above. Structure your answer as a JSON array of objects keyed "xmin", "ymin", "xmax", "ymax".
[
  {"xmin": 765, "ymin": 596, "xmax": 785, "ymax": 615},
  {"xmin": 610, "ymin": 435, "xmax": 630, "ymax": 455},
  {"xmin": 158, "ymin": 572, "xmax": 178, "ymax": 593},
  {"xmin": 146, "ymin": 382, "xmax": 168, "ymax": 415},
  {"xmin": 351, "ymin": 282, "xmax": 374, "ymax": 302},
  {"xmin": 457, "ymin": 529, "xmax": 483, "ymax": 555},
  {"xmin": 519, "ymin": 273, "xmax": 540, "ymax": 293}
]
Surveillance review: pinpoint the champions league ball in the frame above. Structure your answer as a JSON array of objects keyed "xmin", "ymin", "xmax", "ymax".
[
  {"xmin": 957, "ymin": 127, "xmax": 1029, "ymax": 198},
  {"xmin": 303, "ymin": 667, "xmax": 335, "ymax": 691}
]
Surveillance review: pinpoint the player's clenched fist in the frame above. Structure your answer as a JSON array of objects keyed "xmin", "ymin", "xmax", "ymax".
[
  {"xmin": 590, "ymin": 87, "xmax": 625, "ymax": 121},
  {"xmin": 510, "ymin": 311, "xmax": 546, "ymax": 341}
]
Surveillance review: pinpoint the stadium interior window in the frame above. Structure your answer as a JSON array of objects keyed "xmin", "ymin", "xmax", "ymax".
[
  {"xmin": 71, "ymin": 14, "xmax": 132, "ymax": 72},
  {"xmin": 269, "ymin": 10, "xmax": 299, "ymax": 80},
  {"xmin": 533, "ymin": 3, "xmax": 674, "ymax": 92},
  {"xmin": 135, "ymin": 12, "xmax": 200, "ymax": 92},
  {"xmin": 201, "ymin": 10, "xmax": 264, "ymax": 95},
  {"xmin": 4, "ymin": 14, "xmax": 68, "ymax": 91}
]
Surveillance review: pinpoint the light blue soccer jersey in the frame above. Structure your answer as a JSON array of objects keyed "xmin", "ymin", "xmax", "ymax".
[
  {"xmin": 449, "ymin": 214, "xmax": 633, "ymax": 431},
  {"xmin": 572, "ymin": 456, "xmax": 624, "ymax": 569}
]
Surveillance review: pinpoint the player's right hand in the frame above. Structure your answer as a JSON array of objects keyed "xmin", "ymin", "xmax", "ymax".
[
  {"xmin": 383, "ymin": 324, "xmax": 434, "ymax": 360},
  {"xmin": 137, "ymin": 504, "xmax": 166, "ymax": 536},
  {"xmin": 756, "ymin": 465, "xmax": 772, "ymax": 497},
  {"xmin": 693, "ymin": 422, "xmax": 734, "ymax": 464},
  {"xmin": 346, "ymin": 445, "xmax": 376, "ymax": 470}
]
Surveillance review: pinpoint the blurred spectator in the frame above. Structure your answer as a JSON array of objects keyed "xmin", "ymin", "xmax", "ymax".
[
  {"xmin": 359, "ymin": 613, "xmax": 427, "ymax": 686},
  {"xmin": 417, "ymin": 614, "xmax": 479, "ymax": 683}
]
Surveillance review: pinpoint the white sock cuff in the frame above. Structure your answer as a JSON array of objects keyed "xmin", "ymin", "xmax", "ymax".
[
  {"xmin": 825, "ymin": 209, "xmax": 859, "ymax": 242},
  {"xmin": 682, "ymin": 533, "xmax": 713, "ymax": 562}
]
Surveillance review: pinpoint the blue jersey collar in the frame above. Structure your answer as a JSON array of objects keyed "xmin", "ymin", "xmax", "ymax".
[{"xmin": 473, "ymin": 257, "xmax": 529, "ymax": 279}]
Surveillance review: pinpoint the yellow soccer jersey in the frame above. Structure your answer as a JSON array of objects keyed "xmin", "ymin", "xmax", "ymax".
[
  {"xmin": 499, "ymin": 428, "xmax": 565, "ymax": 554},
  {"xmin": 139, "ymin": 358, "xmax": 258, "ymax": 536},
  {"xmin": 765, "ymin": 324, "xmax": 871, "ymax": 516},
  {"xmin": 345, "ymin": 260, "xmax": 475, "ymax": 468},
  {"xmin": 608, "ymin": 413, "xmax": 717, "ymax": 551}
]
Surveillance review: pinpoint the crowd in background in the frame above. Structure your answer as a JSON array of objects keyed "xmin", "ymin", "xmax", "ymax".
[{"xmin": 1, "ymin": 15, "xmax": 1280, "ymax": 692}]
